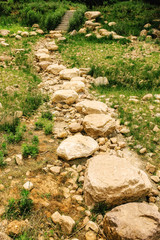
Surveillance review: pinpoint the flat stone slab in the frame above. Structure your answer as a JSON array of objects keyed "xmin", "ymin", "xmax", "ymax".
[
  {"xmin": 103, "ymin": 202, "xmax": 160, "ymax": 240},
  {"xmin": 83, "ymin": 114, "xmax": 116, "ymax": 138},
  {"xmin": 47, "ymin": 64, "xmax": 66, "ymax": 75},
  {"xmin": 85, "ymin": 11, "xmax": 101, "ymax": 20},
  {"xmin": 84, "ymin": 154, "xmax": 152, "ymax": 207},
  {"xmin": 76, "ymin": 100, "xmax": 108, "ymax": 115},
  {"xmin": 59, "ymin": 68, "xmax": 79, "ymax": 80},
  {"xmin": 52, "ymin": 90, "xmax": 78, "ymax": 105},
  {"xmin": 62, "ymin": 81, "xmax": 85, "ymax": 93},
  {"xmin": 57, "ymin": 134, "xmax": 99, "ymax": 161}
]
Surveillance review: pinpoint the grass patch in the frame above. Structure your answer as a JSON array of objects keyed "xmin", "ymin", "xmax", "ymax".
[
  {"xmin": 92, "ymin": 85, "xmax": 160, "ymax": 164},
  {"xmin": 35, "ymin": 111, "xmax": 54, "ymax": 135},
  {"xmin": 22, "ymin": 136, "xmax": 39, "ymax": 158},
  {"xmin": 59, "ymin": 34, "xmax": 160, "ymax": 89},
  {"xmin": 5, "ymin": 189, "xmax": 33, "ymax": 220}
]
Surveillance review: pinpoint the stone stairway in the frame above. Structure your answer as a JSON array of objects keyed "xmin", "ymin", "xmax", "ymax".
[{"xmin": 55, "ymin": 10, "xmax": 76, "ymax": 31}]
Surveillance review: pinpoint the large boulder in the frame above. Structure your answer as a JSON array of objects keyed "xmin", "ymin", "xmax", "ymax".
[
  {"xmin": 46, "ymin": 64, "xmax": 66, "ymax": 75},
  {"xmin": 83, "ymin": 114, "xmax": 116, "ymax": 138},
  {"xmin": 0, "ymin": 232, "xmax": 12, "ymax": 240},
  {"xmin": 57, "ymin": 134, "xmax": 99, "ymax": 161},
  {"xmin": 39, "ymin": 61, "xmax": 51, "ymax": 70},
  {"xmin": 76, "ymin": 100, "xmax": 108, "ymax": 115},
  {"xmin": 0, "ymin": 29, "xmax": 10, "ymax": 36},
  {"xmin": 52, "ymin": 90, "xmax": 78, "ymax": 105},
  {"xmin": 35, "ymin": 53, "xmax": 50, "ymax": 62},
  {"xmin": 59, "ymin": 68, "xmax": 79, "ymax": 80},
  {"xmin": 85, "ymin": 11, "xmax": 101, "ymax": 20},
  {"xmin": 84, "ymin": 154, "xmax": 152, "ymax": 207},
  {"xmin": 103, "ymin": 202, "xmax": 160, "ymax": 240},
  {"xmin": 62, "ymin": 81, "xmax": 85, "ymax": 93},
  {"xmin": 46, "ymin": 41, "xmax": 58, "ymax": 51}
]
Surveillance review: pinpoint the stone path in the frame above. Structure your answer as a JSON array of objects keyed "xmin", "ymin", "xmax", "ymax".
[
  {"xmin": 34, "ymin": 31, "xmax": 160, "ymax": 239},
  {"xmin": 55, "ymin": 10, "xmax": 76, "ymax": 31}
]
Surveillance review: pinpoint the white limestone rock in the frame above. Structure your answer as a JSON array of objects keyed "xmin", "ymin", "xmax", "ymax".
[
  {"xmin": 52, "ymin": 90, "xmax": 78, "ymax": 105},
  {"xmin": 57, "ymin": 134, "xmax": 99, "ymax": 161},
  {"xmin": 76, "ymin": 100, "xmax": 108, "ymax": 115},
  {"xmin": 84, "ymin": 154, "xmax": 152, "ymax": 207}
]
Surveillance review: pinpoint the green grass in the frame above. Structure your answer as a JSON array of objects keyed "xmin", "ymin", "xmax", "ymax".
[
  {"xmin": 22, "ymin": 136, "xmax": 39, "ymax": 158},
  {"xmin": 5, "ymin": 189, "xmax": 33, "ymax": 220},
  {"xmin": 35, "ymin": 111, "xmax": 54, "ymax": 135},
  {"xmin": 92, "ymin": 85, "xmax": 160, "ymax": 164},
  {"xmin": 59, "ymin": 34, "xmax": 160, "ymax": 89},
  {"xmin": 97, "ymin": 1, "xmax": 160, "ymax": 36}
]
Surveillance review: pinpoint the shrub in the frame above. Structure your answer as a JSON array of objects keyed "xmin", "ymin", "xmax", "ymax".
[
  {"xmin": 68, "ymin": 5, "xmax": 87, "ymax": 32},
  {"xmin": 41, "ymin": 111, "xmax": 53, "ymax": 120},
  {"xmin": 0, "ymin": 151, "xmax": 6, "ymax": 168},
  {"xmin": 22, "ymin": 136, "xmax": 39, "ymax": 158},
  {"xmin": 44, "ymin": 7, "xmax": 66, "ymax": 30},
  {"xmin": 44, "ymin": 123, "xmax": 52, "ymax": 135},
  {"xmin": 22, "ymin": 92, "xmax": 43, "ymax": 117},
  {"xmin": 5, "ymin": 189, "xmax": 33, "ymax": 219}
]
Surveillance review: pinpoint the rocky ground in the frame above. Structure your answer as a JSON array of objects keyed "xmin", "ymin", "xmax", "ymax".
[{"xmin": 0, "ymin": 12, "xmax": 160, "ymax": 240}]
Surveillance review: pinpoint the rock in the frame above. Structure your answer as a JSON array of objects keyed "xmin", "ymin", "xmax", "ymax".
[
  {"xmin": 103, "ymin": 202, "xmax": 160, "ymax": 240},
  {"xmin": 84, "ymin": 154, "xmax": 152, "ymax": 207},
  {"xmin": 30, "ymin": 31, "xmax": 37, "ymax": 36},
  {"xmin": 151, "ymin": 176, "xmax": 160, "ymax": 183},
  {"xmin": 0, "ymin": 206, "xmax": 5, "ymax": 217},
  {"xmin": 15, "ymin": 154, "xmax": 23, "ymax": 166},
  {"xmin": 0, "ymin": 29, "xmax": 10, "ymax": 36},
  {"xmin": 83, "ymin": 114, "xmax": 116, "ymax": 138},
  {"xmin": 60, "ymin": 215, "xmax": 75, "ymax": 235},
  {"xmin": 69, "ymin": 122, "xmax": 83, "ymax": 133},
  {"xmin": 21, "ymin": 32, "xmax": 29, "ymax": 37},
  {"xmin": 76, "ymin": 100, "xmax": 108, "ymax": 115},
  {"xmin": 79, "ymin": 28, "xmax": 87, "ymax": 34},
  {"xmin": 94, "ymin": 77, "xmax": 109, "ymax": 86},
  {"xmin": 99, "ymin": 29, "xmax": 112, "ymax": 37},
  {"xmin": 62, "ymin": 81, "xmax": 85, "ymax": 93},
  {"xmin": 0, "ymin": 103, "xmax": 2, "ymax": 109},
  {"xmin": 140, "ymin": 29, "xmax": 148, "ymax": 36},
  {"xmin": 46, "ymin": 42, "xmax": 58, "ymax": 51},
  {"xmin": 143, "ymin": 94, "xmax": 153, "ymax": 100},
  {"xmin": 50, "ymin": 166, "xmax": 61, "ymax": 174},
  {"xmin": 57, "ymin": 134, "xmax": 99, "ymax": 161},
  {"xmin": 7, "ymin": 220, "xmax": 28, "ymax": 236},
  {"xmin": 144, "ymin": 23, "xmax": 151, "ymax": 28},
  {"xmin": 32, "ymin": 24, "xmax": 39, "ymax": 28},
  {"xmin": 72, "ymin": 195, "xmax": 83, "ymax": 202},
  {"xmin": 51, "ymin": 211, "xmax": 62, "ymax": 224},
  {"xmin": 108, "ymin": 22, "xmax": 116, "ymax": 26},
  {"xmin": 139, "ymin": 148, "xmax": 147, "ymax": 154},
  {"xmin": 52, "ymin": 90, "xmax": 78, "ymax": 105},
  {"xmin": 60, "ymin": 68, "xmax": 79, "ymax": 80},
  {"xmin": 57, "ymin": 37, "xmax": 66, "ymax": 42},
  {"xmin": 70, "ymin": 30, "xmax": 77, "ymax": 36},
  {"xmin": 152, "ymin": 28, "xmax": 160, "ymax": 38},
  {"xmin": 112, "ymin": 34, "xmax": 124, "ymax": 40},
  {"xmin": 85, "ymin": 221, "xmax": 98, "ymax": 233},
  {"xmin": 85, "ymin": 231, "xmax": 96, "ymax": 240},
  {"xmin": 46, "ymin": 64, "xmax": 66, "ymax": 75},
  {"xmin": 1, "ymin": 42, "xmax": 9, "ymax": 47},
  {"xmin": 0, "ymin": 55, "xmax": 11, "ymax": 62},
  {"xmin": 153, "ymin": 125, "xmax": 159, "ymax": 132},
  {"xmin": 39, "ymin": 61, "xmax": 51, "ymax": 70},
  {"xmin": 35, "ymin": 53, "xmax": 50, "ymax": 62},
  {"xmin": 36, "ymin": 29, "xmax": 44, "ymax": 34},
  {"xmin": 15, "ymin": 35, "xmax": 22, "ymax": 40},
  {"xmin": 71, "ymin": 76, "xmax": 86, "ymax": 82},
  {"xmin": 85, "ymin": 21, "xmax": 101, "ymax": 29},
  {"xmin": 85, "ymin": 11, "xmax": 101, "ymax": 20},
  {"xmin": 23, "ymin": 181, "xmax": 33, "ymax": 191},
  {"xmin": 0, "ymin": 232, "xmax": 12, "ymax": 240}
]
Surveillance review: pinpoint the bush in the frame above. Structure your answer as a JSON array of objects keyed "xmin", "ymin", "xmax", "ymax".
[
  {"xmin": 68, "ymin": 5, "xmax": 87, "ymax": 32},
  {"xmin": 44, "ymin": 123, "xmax": 52, "ymax": 135},
  {"xmin": 5, "ymin": 189, "xmax": 33, "ymax": 219},
  {"xmin": 21, "ymin": 92, "xmax": 43, "ymax": 116},
  {"xmin": 41, "ymin": 111, "xmax": 53, "ymax": 120},
  {"xmin": 22, "ymin": 136, "xmax": 39, "ymax": 158},
  {"xmin": 44, "ymin": 7, "xmax": 66, "ymax": 30}
]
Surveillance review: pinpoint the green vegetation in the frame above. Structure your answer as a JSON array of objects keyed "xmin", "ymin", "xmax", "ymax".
[
  {"xmin": 4, "ymin": 124, "xmax": 26, "ymax": 144},
  {"xmin": 91, "ymin": 202, "xmax": 108, "ymax": 216},
  {"xmin": 35, "ymin": 111, "xmax": 54, "ymax": 135},
  {"xmin": 22, "ymin": 136, "xmax": 39, "ymax": 158},
  {"xmin": 97, "ymin": 1, "xmax": 160, "ymax": 36},
  {"xmin": 5, "ymin": 189, "xmax": 33, "ymax": 219},
  {"xmin": 68, "ymin": 5, "xmax": 87, "ymax": 31},
  {"xmin": 59, "ymin": 34, "xmax": 160, "ymax": 89},
  {"xmin": 92, "ymin": 86, "xmax": 160, "ymax": 164}
]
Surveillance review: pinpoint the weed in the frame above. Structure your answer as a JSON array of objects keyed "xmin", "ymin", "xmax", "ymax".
[
  {"xmin": 22, "ymin": 136, "xmax": 39, "ymax": 158},
  {"xmin": 35, "ymin": 119, "xmax": 44, "ymax": 130},
  {"xmin": 44, "ymin": 123, "xmax": 52, "ymax": 135},
  {"xmin": 41, "ymin": 111, "xmax": 53, "ymax": 121},
  {"xmin": 15, "ymin": 232, "xmax": 33, "ymax": 240},
  {"xmin": 91, "ymin": 202, "xmax": 108, "ymax": 216},
  {"xmin": 0, "ymin": 151, "xmax": 6, "ymax": 168},
  {"xmin": 5, "ymin": 189, "xmax": 33, "ymax": 219}
]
